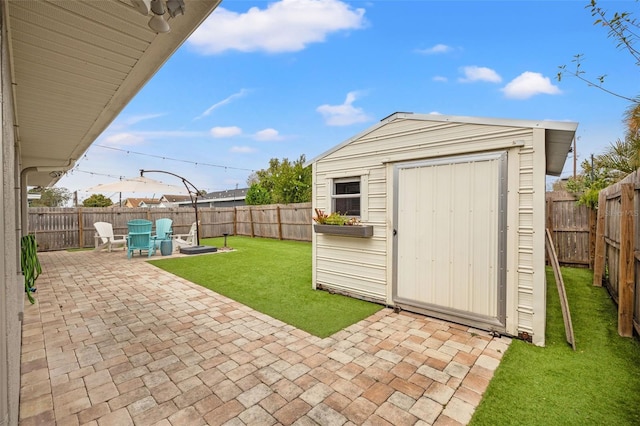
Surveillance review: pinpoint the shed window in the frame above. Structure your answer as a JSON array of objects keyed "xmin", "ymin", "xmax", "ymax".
[{"xmin": 333, "ymin": 178, "xmax": 360, "ymax": 216}]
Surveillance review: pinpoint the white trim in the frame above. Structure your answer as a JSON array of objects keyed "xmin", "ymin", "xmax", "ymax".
[
  {"xmin": 325, "ymin": 174, "xmax": 370, "ymax": 221},
  {"xmin": 531, "ymin": 128, "xmax": 548, "ymax": 346},
  {"xmin": 324, "ymin": 170, "xmax": 370, "ymax": 179},
  {"xmin": 304, "ymin": 112, "xmax": 576, "ymax": 175}
]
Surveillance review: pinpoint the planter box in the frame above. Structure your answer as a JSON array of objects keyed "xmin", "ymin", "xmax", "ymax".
[{"xmin": 313, "ymin": 224, "xmax": 373, "ymax": 238}]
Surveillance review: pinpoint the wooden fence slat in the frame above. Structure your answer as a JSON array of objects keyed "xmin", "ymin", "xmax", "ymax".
[
  {"xmin": 593, "ymin": 190, "xmax": 606, "ymax": 287},
  {"xmin": 29, "ymin": 203, "xmax": 313, "ymax": 251},
  {"xmin": 545, "ymin": 191, "xmax": 591, "ymax": 267},
  {"xmin": 618, "ymin": 183, "xmax": 635, "ymax": 337}
]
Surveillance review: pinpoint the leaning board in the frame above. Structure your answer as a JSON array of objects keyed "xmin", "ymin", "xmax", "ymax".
[{"xmin": 545, "ymin": 228, "xmax": 576, "ymax": 350}]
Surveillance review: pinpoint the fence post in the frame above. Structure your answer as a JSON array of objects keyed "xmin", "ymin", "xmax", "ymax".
[
  {"xmin": 618, "ymin": 183, "xmax": 635, "ymax": 337},
  {"xmin": 545, "ymin": 192, "xmax": 554, "ymax": 235},
  {"xmin": 588, "ymin": 207, "xmax": 597, "ymax": 269},
  {"xmin": 592, "ymin": 191, "xmax": 606, "ymax": 287},
  {"xmin": 233, "ymin": 207, "xmax": 237, "ymax": 236},
  {"xmin": 249, "ymin": 207, "xmax": 255, "ymax": 238},
  {"xmin": 545, "ymin": 193, "xmax": 553, "ymax": 265},
  {"xmin": 78, "ymin": 208, "xmax": 83, "ymax": 248},
  {"xmin": 277, "ymin": 206, "xmax": 283, "ymax": 240}
]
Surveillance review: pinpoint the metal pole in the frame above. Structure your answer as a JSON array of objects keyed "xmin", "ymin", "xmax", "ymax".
[
  {"xmin": 140, "ymin": 169, "xmax": 202, "ymax": 246},
  {"xmin": 573, "ymin": 136, "xmax": 577, "ymax": 179}
]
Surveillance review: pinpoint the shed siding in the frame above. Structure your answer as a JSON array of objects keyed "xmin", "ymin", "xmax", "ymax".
[{"xmin": 312, "ymin": 117, "xmax": 543, "ymax": 341}]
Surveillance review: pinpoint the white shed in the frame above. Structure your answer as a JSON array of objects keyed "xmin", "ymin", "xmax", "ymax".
[{"xmin": 307, "ymin": 112, "xmax": 578, "ymax": 346}]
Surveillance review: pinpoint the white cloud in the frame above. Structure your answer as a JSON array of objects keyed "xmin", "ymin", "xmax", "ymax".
[
  {"xmin": 417, "ymin": 44, "xmax": 452, "ymax": 55},
  {"xmin": 317, "ymin": 91, "xmax": 371, "ymax": 126},
  {"xmin": 211, "ymin": 126, "xmax": 243, "ymax": 138},
  {"xmin": 195, "ymin": 89, "xmax": 249, "ymax": 120},
  {"xmin": 230, "ymin": 146, "xmax": 256, "ymax": 153},
  {"xmin": 433, "ymin": 76, "xmax": 448, "ymax": 82},
  {"xmin": 138, "ymin": 131, "xmax": 204, "ymax": 138},
  {"xmin": 501, "ymin": 72, "xmax": 562, "ymax": 99},
  {"xmin": 459, "ymin": 66, "xmax": 502, "ymax": 83},
  {"xmin": 188, "ymin": 0, "xmax": 366, "ymax": 54},
  {"xmin": 428, "ymin": 111, "xmax": 443, "ymax": 115},
  {"xmin": 254, "ymin": 128, "xmax": 284, "ymax": 141},
  {"xmin": 102, "ymin": 133, "xmax": 145, "ymax": 146},
  {"xmin": 123, "ymin": 113, "xmax": 166, "ymax": 126}
]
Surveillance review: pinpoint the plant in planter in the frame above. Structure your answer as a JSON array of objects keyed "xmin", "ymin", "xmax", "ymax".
[
  {"xmin": 21, "ymin": 234, "xmax": 41, "ymax": 304},
  {"xmin": 313, "ymin": 209, "xmax": 360, "ymax": 226},
  {"xmin": 313, "ymin": 209, "xmax": 373, "ymax": 237}
]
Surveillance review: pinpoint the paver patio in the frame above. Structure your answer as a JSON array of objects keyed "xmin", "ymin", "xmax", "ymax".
[{"xmin": 19, "ymin": 249, "xmax": 510, "ymax": 425}]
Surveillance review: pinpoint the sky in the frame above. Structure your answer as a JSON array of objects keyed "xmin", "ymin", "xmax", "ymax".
[{"xmin": 57, "ymin": 0, "xmax": 640, "ymax": 202}]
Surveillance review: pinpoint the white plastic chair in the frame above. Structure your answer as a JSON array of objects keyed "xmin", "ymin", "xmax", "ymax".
[
  {"xmin": 94, "ymin": 222, "xmax": 127, "ymax": 252},
  {"xmin": 172, "ymin": 222, "xmax": 198, "ymax": 250}
]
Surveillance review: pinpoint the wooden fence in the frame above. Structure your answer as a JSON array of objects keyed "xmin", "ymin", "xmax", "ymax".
[
  {"xmin": 28, "ymin": 202, "xmax": 313, "ymax": 251},
  {"xmin": 592, "ymin": 171, "xmax": 640, "ymax": 337},
  {"xmin": 546, "ymin": 191, "xmax": 594, "ymax": 268}
]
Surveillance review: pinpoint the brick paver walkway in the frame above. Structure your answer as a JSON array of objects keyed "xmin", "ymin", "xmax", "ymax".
[{"xmin": 19, "ymin": 249, "xmax": 510, "ymax": 425}]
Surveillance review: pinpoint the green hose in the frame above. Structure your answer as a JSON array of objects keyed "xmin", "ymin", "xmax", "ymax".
[{"xmin": 20, "ymin": 234, "xmax": 41, "ymax": 304}]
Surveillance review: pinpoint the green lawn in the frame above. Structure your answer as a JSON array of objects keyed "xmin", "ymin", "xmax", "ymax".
[
  {"xmin": 471, "ymin": 266, "xmax": 640, "ymax": 425},
  {"xmin": 149, "ymin": 236, "xmax": 383, "ymax": 338}
]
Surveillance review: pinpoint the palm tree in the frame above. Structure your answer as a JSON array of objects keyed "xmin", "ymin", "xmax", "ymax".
[
  {"xmin": 596, "ymin": 135, "xmax": 640, "ymax": 179},
  {"xmin": 594, "ymin": 101, "xmax": 640, "ymax": 180},
  {"xmin": 623, "ymin": 102, "xmax": 640, "ymax": 137}
]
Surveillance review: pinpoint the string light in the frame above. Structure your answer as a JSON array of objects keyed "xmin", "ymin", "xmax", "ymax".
[
  {"xmin": 93, "ymin": 144, "xmax": 255, "ymax": 172},
  {"xmin": 68, "ymin": 168, "xmax": 221, "ymax": 193}
]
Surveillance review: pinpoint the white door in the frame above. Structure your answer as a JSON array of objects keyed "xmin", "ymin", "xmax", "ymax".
[{"xmin": 393, "ymin": 152, "xmax": 507, "ymax": 330}]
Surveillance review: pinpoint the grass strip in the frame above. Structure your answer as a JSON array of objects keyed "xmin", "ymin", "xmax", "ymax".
[
  {"xmin": 149, "ymin": 236, "xmax": 382, "ymax": 338},
  {"xmin": 471, "ymin": 266, "xmax": 640, "ymax": 425}
]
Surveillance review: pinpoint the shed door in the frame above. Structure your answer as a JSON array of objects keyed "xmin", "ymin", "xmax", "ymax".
[{"xmin": 393, "ymin": 152, "xmax": 507, "ymax": 330}]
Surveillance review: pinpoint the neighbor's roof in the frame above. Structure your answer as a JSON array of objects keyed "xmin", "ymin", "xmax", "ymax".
[
  {"xmin": 205, "ymin": 187, "xmax": 249, "ymax": 200},
  {"xmin": 305, "ymin": 112, "xmax": 578, "ymax": 176},
  {"xmin": 175, "ymin": 187, "xmax": 249, "ymax": 206},
  {"xmin": 125, "ymin": 197, "xmax": 161, "ymax": 207},
  {"xmin": 163, "ymin": 194, "xmax": 192, "ymax": 203}
]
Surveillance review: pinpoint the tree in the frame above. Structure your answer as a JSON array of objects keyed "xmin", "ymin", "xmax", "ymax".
[
  {"xmin": 29, "ymin": 187, "xmax": 71, "ymax": 207},
  {"xmin": 557, "ymin": 1, "xmax": 639, "ymax": 104},
  {"xmin": 565, "ymin": 159, "xmax": 613, "ymax": 208},
  {"xmin": 558, "ymin": 1, "xmax": 640, "ymax": 206},
  {"xmin": 595, "ymin": 134, "xmax": 640, "ymax": 178},
  {"xmin": 82, "ymin": 194, "xmax": 113, "ymax": 207},
  {"xmin": 565, "ymin": 131, "xmax": 640, "ymax": 207},
  {"xmin": 245, "ymin": 183, "xmax": 272, "ymax": 205},
  {"xmin": 248, "ymin": 155, "xmax": 312, "ymax": 205},
  {"xmin": 624, "ymin": 103, "xmax": 640, "ymax": 136},
  {"xmin": 246, "ymin": 172, "xmax": 259, "ymax": 186}
]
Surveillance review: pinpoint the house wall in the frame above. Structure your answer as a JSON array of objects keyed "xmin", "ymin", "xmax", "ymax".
[
  {"xmin": 312, "ymin": 117, "xmax": 547, "ymax": 345},
  {"xmin": 1, "ymin": 7, "xmax": 22, "ymax": 424}
]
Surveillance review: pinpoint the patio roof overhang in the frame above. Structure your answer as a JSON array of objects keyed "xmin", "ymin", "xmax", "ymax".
[{"xmin": 7, "ymin": 0, "xmax": 221, "ymax": 187}]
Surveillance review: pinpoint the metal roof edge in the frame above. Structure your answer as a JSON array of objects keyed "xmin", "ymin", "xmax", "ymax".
[
  {"xmin": 303, "ymin": 115, "xmax": 401, "ymax": 167},
  {"xmin": 304, "ymin": 112, "xmax": 578, "ymax": 166},
  {"xmin": 408, "ymin": 112, "xmax": 578, "ymax": 132}
]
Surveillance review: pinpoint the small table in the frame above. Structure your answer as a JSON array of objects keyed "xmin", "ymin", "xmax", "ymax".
[{"xmin": 160, "ymin": 240, "xmax": 173, "ymax": 256}]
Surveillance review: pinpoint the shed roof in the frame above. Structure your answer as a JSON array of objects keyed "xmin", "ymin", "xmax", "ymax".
[{"xmin": 306, "ymin": 112, "xmax": 578, "ymax": 176}]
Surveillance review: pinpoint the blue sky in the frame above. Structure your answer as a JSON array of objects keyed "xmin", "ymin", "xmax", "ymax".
[{"xmin": 59, "ymin": 0, "xmax": 640, "ymax": 201}]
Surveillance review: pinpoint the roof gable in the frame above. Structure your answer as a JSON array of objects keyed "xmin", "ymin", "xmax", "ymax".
[{"xmin": 306, "ymin": 112, "xmax": 578, "ymax": 176}]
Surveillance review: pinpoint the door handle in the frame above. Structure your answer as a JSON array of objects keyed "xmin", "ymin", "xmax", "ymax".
[{"xmin": 393, "ymin": 229, "xmax": 397, "ymax": 236}]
